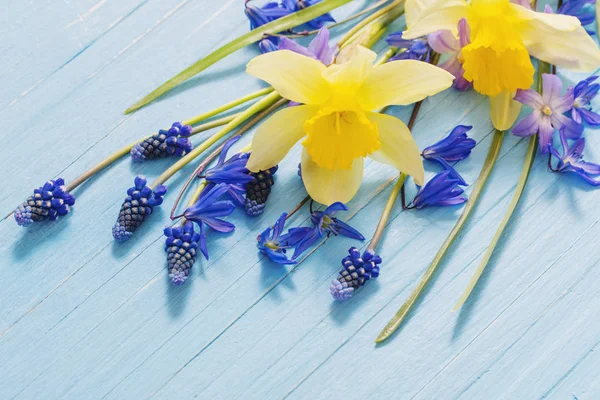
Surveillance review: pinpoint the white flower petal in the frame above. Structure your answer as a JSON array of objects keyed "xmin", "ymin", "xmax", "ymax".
[
  {"xmin": 301, "ymin": 147, "xmax": 364, "ymax": 205},
  {"xmin": 246, "ymin": 105, "xmax": 318, "ymax": 172},
  {"xmin": 403, "ymin": 0, "xmax": 468, "ymax": 39},
  {"xmin": 358, "ymin": 60, "xmax": 454, "ymax": 110},
  {"xmin": 366, "ymin": 112, "xmax": 424, "ymax": 185}
]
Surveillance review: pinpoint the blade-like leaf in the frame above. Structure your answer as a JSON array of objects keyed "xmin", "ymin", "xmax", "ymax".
[
  {"xmin": 376, "ymin": 129, "xmax": 505, "ymax": 344},
  {"xmin": 125, "ymin": 0, "xmax": 353, "ymax": 114}
]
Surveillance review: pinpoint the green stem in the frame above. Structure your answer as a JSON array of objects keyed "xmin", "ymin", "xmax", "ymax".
[
  {"xmin": 150, "ymin": 91, "xmax": 281, "ymax": 190},
  {"xmin": 339, "ymin": 0, "xmax": 404, "ymax": 48},
  {"xmin": 453, "ymin": 61, "xmax": 550, "ymax": 310},
  {"xmin": 376, "ymin": 129, "xmax": 505, "ymax": 343},
  {"xmin": 182, "ymin": 87, "xmax": 272, "ymax": 126},
  {"xmin": 368, "ymin": 174, "xmax": 407, "ymax": 252},
  {"xmin": 64, "ymin": 114, "xmax": 236, "ymax": 193},
  {"xmin": 124, "ymin": 0, "xmax": 354, "ymax": 114}
]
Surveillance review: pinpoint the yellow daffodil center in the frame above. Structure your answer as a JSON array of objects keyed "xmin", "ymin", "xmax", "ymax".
[
  {"xmin": 542, "ymin": 105, "xmax": 553, "ymax": 116},
  {"xmin": 302, "ymin": 107, "xmax": 380, "ymax": 170},
  {"xmin": 462, "ymin": 0, "xmax": 534, "ymax": 96}
]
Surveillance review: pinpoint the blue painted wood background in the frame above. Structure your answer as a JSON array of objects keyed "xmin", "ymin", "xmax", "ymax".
[{"xmin": 2, "ymin": 1, "xmax": 599, "ymax": 399}]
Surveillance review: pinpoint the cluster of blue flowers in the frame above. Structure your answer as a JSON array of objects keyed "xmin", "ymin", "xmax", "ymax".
[
  {"xmin": 14, "ymin": 178, "xmax": 75, "ymax": 227},
  {"xmin": 131, "ymin": 122, "xmax": 193, "ymax": 162},
  {"xmin": 258, "ymin": 202, "xmax": 364, "ymax": 265},
  {"xmin": 244, "ymin": 0, "xmax": 335, "ymax": 53},
  {"xmin": 513, "ymin": 74, "xmax": 600, "ymax": 185},
  {"xmin": 330, "ymin": 247, "xmax": 381, "ymax": 301}
]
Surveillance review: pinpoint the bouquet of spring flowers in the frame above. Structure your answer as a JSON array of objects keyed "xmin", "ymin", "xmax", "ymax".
[{"xmin": 13, "ymin": 0, "xmax": 600, "ymax": 344}]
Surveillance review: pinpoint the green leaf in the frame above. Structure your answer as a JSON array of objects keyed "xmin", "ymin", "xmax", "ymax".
[
  {"xmin": 376, "ymin": 129, "xmax": 505, "ymax": 344},
  {"xmin": 452, "ymin": 61, "xmax": 550, "ymax": 310},
  {"xmin": 124, "ymin": 0, "xmax": 353, "ymax": 114}
]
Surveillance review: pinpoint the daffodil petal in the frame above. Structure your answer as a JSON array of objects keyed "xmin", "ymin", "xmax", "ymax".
[
  {"xmin": 246, "ymin": 105, "xmax": 318, "ymax": 172},
  {"xmin": 322, "ymin": 46, "xmax": 376, "ymax": 106},
  {"xmin": 366, "ymin": 112, "xmax": 424, "ymax": 185},
  {"xmin": 358, "ymin": 60, "xmax": 454, "ymax": 110},
  {"xmin": 402, "ymin": 0, "xmax": 468, "ymax": 40},
  {"xmin": 301, "ymin": 147, "xmax": 363, "ymax": 205},
  {"xmin": 515, "ymin": 6, "xmax": 600, "ymax": 71},
  {"xmin": 246, "ymin": 50, "xmax": 330, "ymax": 105},
  {"xmin": 490, "ymin": 91, "xmax": 522, "ymax": 131}
]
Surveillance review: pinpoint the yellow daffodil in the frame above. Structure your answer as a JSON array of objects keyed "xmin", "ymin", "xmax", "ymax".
[
  {"xmin": 403, "ymin": 0, "xmax": 600, "ymax": 130},
  {"xmin": 245, "ymin": 46, "xmax": 454, "ymax": 205}
]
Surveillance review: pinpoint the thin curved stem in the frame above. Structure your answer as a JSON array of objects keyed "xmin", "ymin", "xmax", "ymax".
[
  {"xmin": 286, "ymin": 196, "xmax": 311, "ymax": 220},
  {"xmin": 376, "ymin": 129, "xmax": 506, "ymax": 343},
  {"xmin": 453, "ymin": 61, "xmax": 550, "ymax": 310},
  {"xmin": 338, "ymin": 0, "xmax": 404, "ymax": 48}
]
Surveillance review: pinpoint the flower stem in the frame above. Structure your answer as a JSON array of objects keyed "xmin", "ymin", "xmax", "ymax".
[
  {"xmin": 275, "ymin": 0, "xmax": 393, "ymax": 39},
  {"xmin": 286, "ymin": 195, "xmax": 311, "ymax": 220},
  {"xmin": 452, "ymin": 62, "xmax": 550, "ymax": 310},
  {"xmin": 170, "ymin": 98, "xmax": 286, "ymax": 219},
  {"xmin": 368, "ymin": 173, "xmax": 407, "ymax": 252},
  {"xmin": 182, "ymin": 87, "xmax": 273, "ymax": 126},
  {"xmin": 150, "ymin": 91, "xmax": 281, "ymax": 190},
  {"xmin": 64, "ymin": 114, "xmax": 237, "ymax": 193},
  {"xmin": 338, "ymin": 0, "xmax": 404, "ymax": 48},
  {"xmin": 376, "ymin": 129, "xmax": 506, "ymax": 343},
  {"xmin": 124, "ymin": 0, "xmax": 354, "ymax": 114}
]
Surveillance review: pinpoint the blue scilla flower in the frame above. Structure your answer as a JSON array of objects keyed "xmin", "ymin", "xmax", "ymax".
[
  {"xmin": 330, "ymin": 247, "xmax": 381, "ymax": 301},
  {"xmin": 164, "ymin": 221, "xmax": 202, "ymax": 285},
  {"xmin": 422, "ymin": 125, "xmax": 476, "ymax": 163},
  {"xmin": 549, "ymin": 129, "xmax": 600, "ymax": 186},
  {"xmin": 571, "ymin": 76, "xmax": 600, "ymax": 126},
  {"xmin": 411, "ymin": 169, "xmax": 468, "ymax": 209},
  {"xmin": 112, "ymin": 176, "xmax": 167, "ymax": 242},
  {"xmin": 131, "ymin": 122, "xmax": 193, "ymax": 162},
  {"xmin": 14, "ymin": 178, "xmax": 75, "ymax": 227},
  {"xmin": 257, "ymin": 213, "xmax": 312, "ymax": 264},
  {"xmin": 245, "ymin": 1, "xmax": 291, "ymax": 53},
  {"xmin": 205, "ymin": 136, "xmax": 253, "ymax": 186},
  {"xmin": 386, "ymin": 32, "xmax": 432, "ymax": 62},
  {"xmin": 183, "ymin": 183, "xmax": 237, "ymax": 260},
  {"xmin": 293, "ymin": 202, "xmax": 365, "ymax": 259},
  {"xmin": 281, "ymin": 0, "xmax": 336, "ymax": 29}
]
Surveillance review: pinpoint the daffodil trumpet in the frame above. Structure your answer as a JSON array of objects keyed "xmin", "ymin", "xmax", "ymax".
[
  {"xmin": 402, "ymin": 0, "xmax": 600, "ymax": 130},
  {"xmin": 245, "ymin": 45, "xmax": 454, "ymax": 205}
]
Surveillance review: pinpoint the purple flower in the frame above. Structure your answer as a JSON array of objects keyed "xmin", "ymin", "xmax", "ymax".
[
  {"xmin": 14, "ymin": 178, "xmax": 75, "ymax": 227},
  {"xmin": 427, "ymin": 19, "xmax": 472, "ymax": 91},
  {"xmin": 549, "ymin": 129, "xmax": 600, "ymax": 186},
  {"xmin": 281, "ymin": 0, "xmax": 335, "ymax": 29},
  {"xmin": 205, "ymin": 137, "xmax": 253, "ymax": 186},
  {"xmin": 571, "ymin": 76, "xmax": 600, "ymax": 126},
  {"xmin": 245, "ymin": 1, "xmax": 291, "ymax": 53},
  {"xmin": 279, "ymin": 27, "xmax": 337, "ymax": 65},
  {"xmin": 513, "ymin": 73, "xmax": 583, "ymax": 154},
  {"xmin": 411, "ymin": 170, "xmax": 468, "ymax": 209},
  {"xmin": 164, "ymin": 222, "xmax": 202, "ymax": 285},
  {"xmin": 330, "ymin": 247, "xmax": 381, "ymax": 301},
  {"xmin": 386, "ymin": 32, "xmax": 432, "ymax": 62},
  {"xmin": 183, "ymin": 184, "xmax": 237, "ymax": 259},
  {"xmin": 293, "ymin": 202, "xmax": 365, "ymax": 259},
  {"xmin": 257, "ymin": 213, "xmax": 312, "ymax": 264},
  {"xmin": 422, "ymin": 125, "xmax": 476, "ymax": 163}
]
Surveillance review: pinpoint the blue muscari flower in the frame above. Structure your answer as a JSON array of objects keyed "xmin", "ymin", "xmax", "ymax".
[
  {"xmin": 244, "ymin": 165, "xmax": 278, "ymax": 216},
  {"xmin": 245, "ymin": 1, "xmax": 291, "ymax": 53},
  {"xmin": 281, "ymin": 0, "xmax": 336, "ymax": 29},
  {"xmin": 386, "ymin": 32, "xmax": 432, "ymax": 62},
  {"xmin": 557, "ymin": 0, "xmax": 596, "ymax": 35},
  {"xmin": 293, "ymin": 202, "xmax": 365, "ymax": 259},
  {"xmin": 112, "ymin": 176, "xmax": 167, "ymax": 241},
  {"xmin": 411, "ymin": 169, "xmax": 468, "ymax": 209},
  {"xmin": 571, "ymin": 76, "xmax": 600, "ymax": 126},
  {"xmin": 14, "ymin": 178, "xmax": 75, "ymax": 227},
  {"xmin": 422, "ymin": 125, "xmax": 476, "ymax": 163},
  {"xmin": 257, "ymin": 213, "xmax": 311, "ymax": 264},
  {"xmin": 330, "ymin": 247, "xmax": 381, "ymax": 301},
  {"xmin": 131, "ymin": 122, "xmax": 193, "ymax": 162},
  {"xmin": 164, "ymin": 221, "xmax": 202, "ymax": 285},
  {"xmin": 549, "ymin": 129, "xmax": 600, "ymax": 186},
  {"xmin": 183, "ymin": 183, "xmax": 237, "ymax": 260}
]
